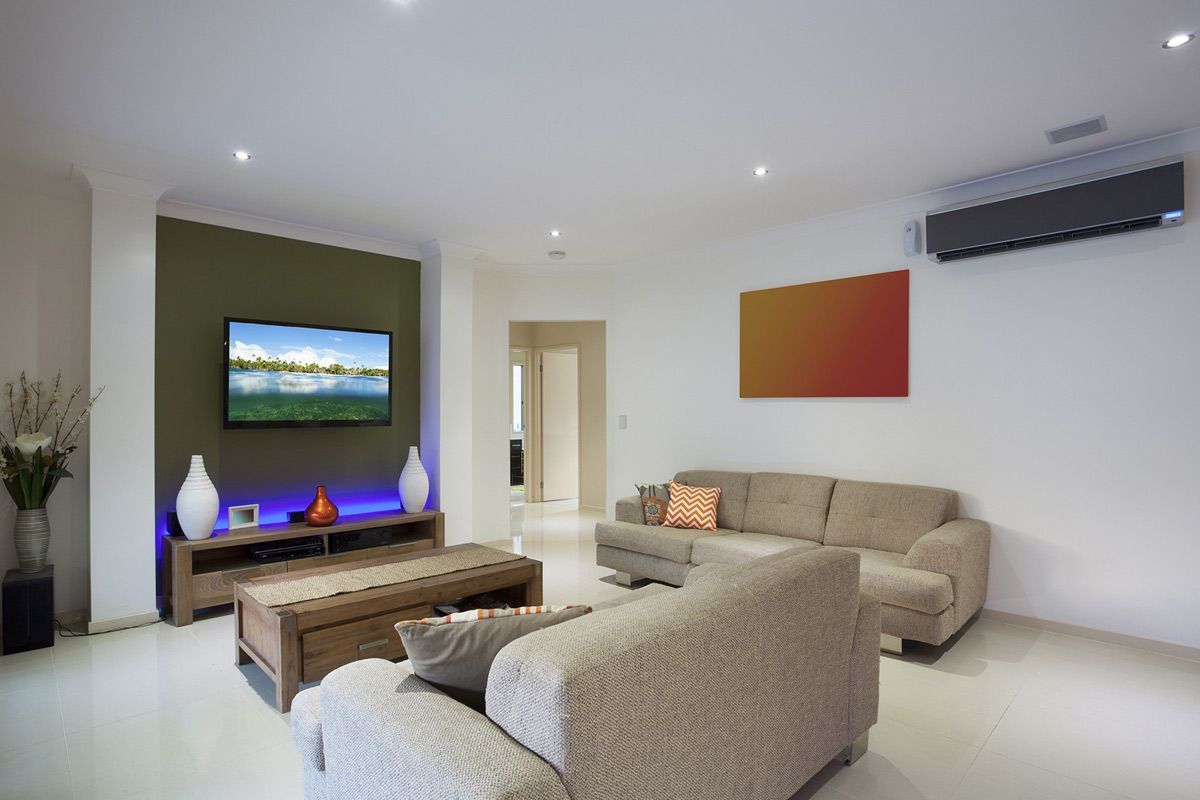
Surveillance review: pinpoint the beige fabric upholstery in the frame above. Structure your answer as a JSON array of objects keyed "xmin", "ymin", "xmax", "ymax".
[
  {"xmin": 309, "ymin": 661, "xmax": 571, "ymax": 799},
  {"xmin": 598, "ymin": 470, "xmax": 989, "ymax": 646},
  {"xmin": 615, "ymin": 494, "xmax": 644, "ymax": 524},
  {"xmin": 488, "ymin": 548, "xmax": 874, "ymax": 800},
  {"xmin": 882, "ymin": 602, "xmax": 956, "ymax": 645},
  {"xmin": 824, "ymin": 479, "xmax": 958, "ymax": 554},
  {"xmin": 742, "ymin": 472, "xmax": 836, "ymax": 541},
  {"xmin": 595, "ymin": 544, "xmax": 693, "ymax": 586},
  {"xmin": 674, "ymin": 470, "xmax": 751, "ymax": 531},
  {"xmin": 590, "ymin": 583, "xmax": 674, "ymax": 612},
  {"xmin": 849, "ymin": 593, "xmax": 881, "ymax": 740},
  {"xmin": 682, "ymin": 562, "xmax": 738, "ymax": 586},
  {"xmin": 905, "ymin": 518, "xmax": 991, "ymax": 628},
  {"xmin": 829, "ymin": 547, "xmax": 953, "ymax": 615},
  {"xmin": 691, "ymin": 531, "xmax": 821, "ymax": 565},
  {"xmin": 594, "ymin": 519, "xmax": 722, "ymax": 563},
  {"xmin": 290, "ymin": 685, "xmax": 327, "ymax": 800}
]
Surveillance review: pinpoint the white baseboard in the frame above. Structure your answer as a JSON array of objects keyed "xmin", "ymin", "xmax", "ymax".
[
  {"xmin": 579, "ymin": 504, "xmax": 604, "ymax": 512},
  {"xmin": 980, "ymin": 608, "xmax": 1200, "ymax": 662},
  {"xmin": 87, "ymin": 610, "xmax": 162, "ymax": 634}
]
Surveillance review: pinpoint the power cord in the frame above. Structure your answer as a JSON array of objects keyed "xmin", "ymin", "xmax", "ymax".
[{"xmin": 53, "ymin": 615, "xmax": 164, "ymax": 637}]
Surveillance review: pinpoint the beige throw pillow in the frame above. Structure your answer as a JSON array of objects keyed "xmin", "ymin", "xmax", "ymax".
[{"xmin": 396, "ymin": 605, "xmax": 590, "ymax": 711}]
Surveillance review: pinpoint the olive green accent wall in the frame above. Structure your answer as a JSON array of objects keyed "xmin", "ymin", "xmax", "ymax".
[{"xmin": 154, "ymin": 217, "xmax": 420, "ymax": 535}]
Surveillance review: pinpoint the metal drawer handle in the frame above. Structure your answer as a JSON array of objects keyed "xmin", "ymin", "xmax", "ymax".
[{"xmin": 358, "ymin": 638, "xmax": 390, "ymax": 651}]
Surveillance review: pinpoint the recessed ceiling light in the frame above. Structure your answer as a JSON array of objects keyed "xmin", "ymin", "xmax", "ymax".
[
  {"xmin": 752, "ymin": 166, "xmax": 769, "ymax": 176},
  {"xmin": 548, "ymin": 250, "xmax": 566, "ymax": 260},
  {"xmin": 233, "ymin": 151, "xmax": 252, "ymax": 161},
  {"xmin": 1163, "ymin": 33, "xmax": 1194, "ymax": 48},
  {"xmin": 550, "ymin": 229, "xmax": 561, "ymax": 238}
]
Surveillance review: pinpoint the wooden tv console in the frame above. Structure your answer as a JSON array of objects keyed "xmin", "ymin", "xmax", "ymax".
[{"xmin": 162, "ymin": 508, "xmax": 444, "ymax": 626}]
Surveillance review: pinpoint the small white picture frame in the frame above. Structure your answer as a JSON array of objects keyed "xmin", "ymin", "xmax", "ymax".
[{"xmin": 228, "ymin": 504, "xmax": 260, "ymax": 530}]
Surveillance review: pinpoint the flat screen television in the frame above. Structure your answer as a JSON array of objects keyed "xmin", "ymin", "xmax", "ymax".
[{"xmin": 223, "ymin": 317, "xmax": 393, "ymax": 429}]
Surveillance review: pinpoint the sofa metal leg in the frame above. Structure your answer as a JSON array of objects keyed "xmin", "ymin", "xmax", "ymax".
[
  {"xmin": 880, "ymin": 633, "xmax": 903, "ymax": 655},
  {"xmin": 839, "ymin": 731, "xmax": 869, "ymax": 766},
  {"xmin": 613, "ymin": 571, "xmax": 639, "ymax": 587}
]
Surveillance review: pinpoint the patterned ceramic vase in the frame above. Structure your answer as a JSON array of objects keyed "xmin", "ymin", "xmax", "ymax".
[
  {"xmin": 14, "ymin": 508, "xmax": 50, "ymax": 573},
  {"xmin": 305, "ymin": 485, "xmax": 339, "ymax": 527},
  {"xmin": 176, "ymin": 454, "xmax": 219, "ymax": 540},
  {"xmin": 398, "ymin": 446, "xmax": 429, "ymax": 514}
]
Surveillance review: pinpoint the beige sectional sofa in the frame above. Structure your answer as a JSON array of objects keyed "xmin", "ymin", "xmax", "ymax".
[
  {"xmin": 596, "ymin": 470, "xmax": 990, "ymax": 648},
  {"xmin": 292, "ymin": 547, "xmax": 879, "ymax": 800}
]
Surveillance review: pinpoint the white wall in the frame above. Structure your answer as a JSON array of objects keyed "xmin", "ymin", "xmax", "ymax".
[
  {"xmin": 604, "ymin": 137, "xmax": 1200, "ymax": 649},
  {"xmin": 472, "ymin": 268, "xmax": 614, "ymax": 539},
  {"xmin": 80, "ymin": 168, "xmax": 167, "ymax": 630},
  {"xmin": 0, "ymin": 180, "xmax": 91, "ymax": 613},
  {"xmin": 421, "ymin": 241, "xmax": 481, "ymax": 545}
]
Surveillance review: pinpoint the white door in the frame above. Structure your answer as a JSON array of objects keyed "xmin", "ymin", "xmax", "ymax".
[{"xmin": 539, "ymin": 348, "xmax": 579, "ymax": 501}]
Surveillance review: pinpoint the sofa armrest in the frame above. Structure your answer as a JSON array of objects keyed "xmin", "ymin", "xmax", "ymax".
[
  {"xmin": 849, "ymin": 592, "xmax": 881, "ymax": 741},
  {"xmin": 615, "ymin": 494, "xmax": 643, "ymax": 524},
  {"xmin": 903, "ymin": 518, "xmax": 991, "ymax": 623},
  {"xmin": 291, "ymin": 687, "xmax": 328, "ymax": 800},
  {"xmin": 320, "ymin": 659, "xmax": 570, "ymax": 800}
]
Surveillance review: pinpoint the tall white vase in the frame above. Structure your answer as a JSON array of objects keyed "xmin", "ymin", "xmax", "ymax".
[
  {"xmin": 176, "ymin": 455, "xmax": 219, "ymax": 540},
  {"xmin": 398, "ymin": 446, "xmax": 430, "ymax": 513}
]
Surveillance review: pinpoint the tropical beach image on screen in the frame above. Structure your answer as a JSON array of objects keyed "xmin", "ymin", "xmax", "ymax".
[{"xmin": 226, "ymin": 320, "xmax": 391, "ymax": 425}]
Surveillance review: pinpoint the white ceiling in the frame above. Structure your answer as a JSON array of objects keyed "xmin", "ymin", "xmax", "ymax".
[{"xmin": 1, "ymin": 0, "xmax": 1198, "ymax": 264}]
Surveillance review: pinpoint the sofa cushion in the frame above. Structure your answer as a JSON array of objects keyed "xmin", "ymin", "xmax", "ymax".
[
  {"xmin": 662, "ymin": 480, "xmax": 721, "ymax": 531},
  {"xmin": 827, "ymin": 546, "xmax": 953, "ymax": 614},
  {"xmin": 397, "ymin": 606, "xmax": 591, "ymax": 711},
  {"xmin": 635, "ymin": 482, "xmax": 672, "ymax": 526},
  {"xmin": 594, "ymin": 520, "xmax": 724, "ymax": 563},
  {"xmin": 674, "ymin": 470, "xmax": 751, "ymax": 531},
  {"xmin": 742, "ymin": 472, "xmax": 836, "ymax": 541},
  {"xmin": 691, "ymin": 532, "xmax": 821, "ymax": 566},
  {"xmin": 824, "ymin": 479, "xmax": 958, "ymax": 554}
]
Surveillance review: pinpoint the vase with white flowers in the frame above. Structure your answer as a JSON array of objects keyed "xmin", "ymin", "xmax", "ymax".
[{"xmin": 0, "ymin": 373, "xmax": 102, "ymax": 572}]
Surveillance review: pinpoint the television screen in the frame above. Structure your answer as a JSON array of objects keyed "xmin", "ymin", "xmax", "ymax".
[{"xmin": 224, "ymin": 318, "xmax": 392, "ymax": 428}]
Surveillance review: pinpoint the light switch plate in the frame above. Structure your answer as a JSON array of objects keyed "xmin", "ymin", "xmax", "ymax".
[{"xmin": 618, "ymin": 414, "xmax": 627, "ymax": 430}]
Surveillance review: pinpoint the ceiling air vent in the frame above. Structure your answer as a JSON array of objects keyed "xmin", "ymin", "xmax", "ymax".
[{"xmin": 1045, "ymin": 115, "xmax": 1108, "ymax": 145}]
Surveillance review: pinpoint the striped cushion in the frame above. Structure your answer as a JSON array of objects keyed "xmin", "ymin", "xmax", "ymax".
[
  {"xmin": 397, "ymin": 605, "xmax": 586, "ymax": 628},
  {"xmin": 662, "ymin": 480, "xmax": 722, "ymax": 531}
]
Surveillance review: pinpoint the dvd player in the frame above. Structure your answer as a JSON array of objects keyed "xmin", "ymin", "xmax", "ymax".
[{"xmin": 246, "ymin": 537, "xmax": 325, "ymax": 564}]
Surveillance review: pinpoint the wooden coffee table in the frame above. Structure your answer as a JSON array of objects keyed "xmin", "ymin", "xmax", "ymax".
[{"xmin": 233, "ymin": 543, "xmax": 542, "ymax": 712}]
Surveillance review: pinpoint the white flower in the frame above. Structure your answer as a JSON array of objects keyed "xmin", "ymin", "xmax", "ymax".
[{"xmin": 15, "ymin": 432, "xmax": 52, "ymax": 457}]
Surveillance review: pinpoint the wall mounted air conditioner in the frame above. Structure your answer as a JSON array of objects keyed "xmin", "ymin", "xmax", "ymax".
[{"xmin": 925, "ymin": 161, "xmax": 1184, "ymax": 263}]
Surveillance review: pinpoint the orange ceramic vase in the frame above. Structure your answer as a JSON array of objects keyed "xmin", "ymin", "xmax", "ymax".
[{"xmin": 304, "ymin": 485, "xmax": 339, "ymax": 527}]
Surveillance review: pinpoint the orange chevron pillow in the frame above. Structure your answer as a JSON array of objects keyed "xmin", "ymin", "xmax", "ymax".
[{"xmin": 662, "ymin": 480, "xmax": 721, "ymax": 531}]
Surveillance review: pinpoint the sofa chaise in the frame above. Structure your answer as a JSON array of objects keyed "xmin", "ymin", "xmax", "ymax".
[
  {"xmin": 596, "ymin": 470, "xmax": 990, "ymax": 651},
  {"xmin": 292, "ymin": 547, "xmax": 880, "ymax": 800}
]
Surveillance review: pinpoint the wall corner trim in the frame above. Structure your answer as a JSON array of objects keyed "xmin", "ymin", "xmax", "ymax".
[{"xmin": 72, "ymin": 165, "xmax": 171, "ymax": 200}]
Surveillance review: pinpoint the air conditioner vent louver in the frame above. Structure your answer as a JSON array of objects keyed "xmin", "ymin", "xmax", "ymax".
[
  {"xmin": 926, "ymin": 161, "xmax": 1183, "ymax": 263},
  {"xmin": 935, "ymin": 216, "xmax": 1164, "ymax": 262}
]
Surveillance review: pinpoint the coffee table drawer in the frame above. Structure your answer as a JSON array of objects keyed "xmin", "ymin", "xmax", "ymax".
[{"xmin": 301, "ymin": 604, "xmax": 432, "ymax": 683}]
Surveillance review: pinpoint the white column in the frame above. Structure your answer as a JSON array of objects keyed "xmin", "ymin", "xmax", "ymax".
[
  {"xmin": 419, "ymin": 240, "xmax": 480, "ymax": 545},
  {"xmin": 74, "ymin": 166, "xmax": 169, "ymax": 632}
]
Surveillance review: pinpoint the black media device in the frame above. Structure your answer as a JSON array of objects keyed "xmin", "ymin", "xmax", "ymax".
[
  {"xmin": 246, "ymin": 537, "xmax": 325, "ymax": 564},
  {"xmin": 328, "ymin": 528, "xmax": 395, "ymax": 554},
  {"xmin": 3, "ymin": 566, "xmax": 54, "ymax": 654}
]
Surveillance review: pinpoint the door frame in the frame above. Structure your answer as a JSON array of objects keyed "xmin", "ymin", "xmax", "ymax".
[
  {"xmin": 509, "ymin": 348, "xmax": 531, "ymax": 493},
  {"xmin": 529, "ymin": 343, "xmax": 582, "ymax": 503}
]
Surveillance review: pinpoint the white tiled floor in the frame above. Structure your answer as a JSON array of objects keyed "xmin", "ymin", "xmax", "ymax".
[{"xmin": 1, "ymin": 498, "xmax": 1196, "ymax": 799}]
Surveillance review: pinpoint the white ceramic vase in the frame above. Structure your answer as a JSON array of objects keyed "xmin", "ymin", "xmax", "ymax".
[
  {"xmin": 176, "ymin": 455, "xmax": 219, "ymax": 540},
  {"xmin": 398, "ymin": 446, "xmax": 430, "ymax": 513}
]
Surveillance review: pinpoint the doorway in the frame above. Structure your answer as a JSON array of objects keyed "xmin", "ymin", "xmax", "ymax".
[
  {"xmin": 507, "ymin": 321, "xmax": 605, "ymax": 510},
  {"xmin": 509, "ymin": 348, "xmax": 530, "ymax": 504}
]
